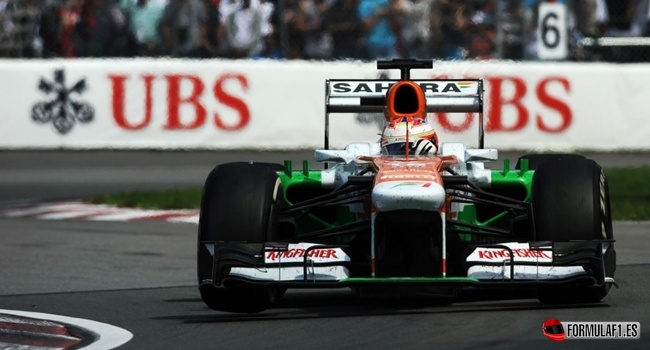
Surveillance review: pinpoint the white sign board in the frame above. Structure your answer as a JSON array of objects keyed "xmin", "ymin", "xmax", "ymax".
[
  {"xmin": 537, "ymin": 3, "xmax": 568, "ymax": 60},
  {"xmin": 2, "ymin": 59, "xmax": 650, "ymax": 151}
]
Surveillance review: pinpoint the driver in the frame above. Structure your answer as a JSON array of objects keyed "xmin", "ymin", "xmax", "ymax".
[{"xmin": 380, "ymin": 116, "xmax": 438, "ymax": 156}]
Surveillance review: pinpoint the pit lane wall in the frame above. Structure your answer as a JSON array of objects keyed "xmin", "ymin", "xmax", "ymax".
[{"xmin": 0, "ymin": 58, "xmax": 648, "ymax": 151}]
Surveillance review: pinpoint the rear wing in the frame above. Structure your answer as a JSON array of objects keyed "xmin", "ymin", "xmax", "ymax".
[
  {"xmin": 326, "ymin": 80, "xmax": 483, "ymax": 114},
  {"xmin": 323, "ymin": 60, "xmax": 485, "ymax": 150}
]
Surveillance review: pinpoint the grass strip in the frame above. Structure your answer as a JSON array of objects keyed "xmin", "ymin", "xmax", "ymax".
[
  {"xmin": 606, "ymin": 166, "xmax": 650, "ymax": 221},
  {"xmin": 87, "ymin": 166, "xmax": 650, "ymax": 221}
]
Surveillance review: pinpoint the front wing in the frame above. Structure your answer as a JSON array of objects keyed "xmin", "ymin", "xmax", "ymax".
[{"xmin": 199, "ymin": 240, "xmax": 615, "ymax": 289}]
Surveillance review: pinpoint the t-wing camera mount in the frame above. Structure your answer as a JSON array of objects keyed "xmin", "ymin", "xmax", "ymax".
[{"xmin": 377, "ymin": 59, "xmax": 434, "ymax": 80}]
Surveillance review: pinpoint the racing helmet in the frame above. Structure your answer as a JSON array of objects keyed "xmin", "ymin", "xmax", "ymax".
[{"xmin": 380, "ymin": 116, "xmax": 438, "ymax": 155}]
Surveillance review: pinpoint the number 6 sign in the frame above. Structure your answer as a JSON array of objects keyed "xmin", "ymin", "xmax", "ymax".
[{"xmin": 537, "ymin": 2, "xmax": 568, "ymax": 60}]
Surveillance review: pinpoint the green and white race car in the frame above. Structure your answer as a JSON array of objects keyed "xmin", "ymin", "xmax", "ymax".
[{"xmin": 197, "ymin": 59, "xmax": 616, "ymax": 313}]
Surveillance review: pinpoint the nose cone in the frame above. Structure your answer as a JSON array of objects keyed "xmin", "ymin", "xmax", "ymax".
[{"xmin": 372, "ymin": 181, "xmax": 446, "ymax": 212}]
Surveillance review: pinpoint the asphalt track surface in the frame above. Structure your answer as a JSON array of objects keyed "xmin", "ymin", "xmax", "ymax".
[{"xmin": 0, "ymin": 150, "xmax": 649, "ymax": 349}]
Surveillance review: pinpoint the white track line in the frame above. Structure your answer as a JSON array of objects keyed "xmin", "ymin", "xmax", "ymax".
[
  {"xmin": 0, "ymin": 309, "xmax": 133, "ymax": 350},
  {"xmin": 0, "ymin": 201, "xmax": 200, "ymax": 224}
]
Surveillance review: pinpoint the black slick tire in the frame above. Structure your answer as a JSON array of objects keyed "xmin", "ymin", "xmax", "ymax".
[
  {"xmin": 197, "ymin": 162, "xmax": 283, "ymax": 313},
  {"xmin": 531, "ymin": 158, "xmax": 614, "ymax": 304},
  {"xmin": 515, "ymin": 153, "xmax": 585, "ymax": 170}
]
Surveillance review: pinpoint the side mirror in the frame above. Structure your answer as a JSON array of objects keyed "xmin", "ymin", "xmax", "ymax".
[
  {"xmin": 314, "ymin": 150, "xmax": 350, "ymax": 163},
  {"xmin": 466, "ymin": 148, "xmax": 498, "ymax": 162}
]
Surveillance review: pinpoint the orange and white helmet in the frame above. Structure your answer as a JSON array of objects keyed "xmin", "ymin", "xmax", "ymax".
[{"xmin": 380, "ymin": 116, "xmax": 438, "ymax": 155}]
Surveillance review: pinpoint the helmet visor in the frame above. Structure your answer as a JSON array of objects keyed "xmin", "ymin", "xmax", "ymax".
[{"xmin": 382, "ymin": 142, "xmax": 415, "ymax": 155}]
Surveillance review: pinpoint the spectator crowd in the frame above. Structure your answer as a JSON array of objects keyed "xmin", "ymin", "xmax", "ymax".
[{"xmin": 1, "ymin": 0, "xmax": 650, "ymax": 61}]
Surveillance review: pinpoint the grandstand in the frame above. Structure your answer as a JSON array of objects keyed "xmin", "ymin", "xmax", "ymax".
[{"xmin": 1, "ymin": 0, "xmax": 649, "ymax": 62}]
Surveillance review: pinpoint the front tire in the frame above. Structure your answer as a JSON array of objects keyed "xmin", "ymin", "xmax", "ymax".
[
  {"xmin": 197, "ymin": 162, "xmax": 283, "ymax": 313},
  {"xmin": 531, "ymin": 158, "xmax": 614, "ymax": 304},
  {"xmin": 515, "ymin": 153, "xmax": 585, "ymax": 170}
]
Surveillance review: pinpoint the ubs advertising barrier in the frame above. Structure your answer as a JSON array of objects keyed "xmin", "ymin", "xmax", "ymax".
[{"xmin": 1, "ymin": 58, "xmax": 649, "ymax": 151}]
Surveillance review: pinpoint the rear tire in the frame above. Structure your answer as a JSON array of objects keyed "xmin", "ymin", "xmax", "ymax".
[
  {"xmin": 531, "ymin": 158, "xmax": 614, "ymax": 304},
  {"xmin": 197, "ymin": 162, "xmax": 283, "ymax": 313}
]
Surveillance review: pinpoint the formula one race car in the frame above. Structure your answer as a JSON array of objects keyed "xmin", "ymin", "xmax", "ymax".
[{"xmin": 197, "ymin": 59, "xmax": 616, "ymax": 313}]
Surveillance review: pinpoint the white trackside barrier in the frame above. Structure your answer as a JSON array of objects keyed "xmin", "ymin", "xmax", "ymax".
[{"xmin": 1, "ymin": 58, "xmax": 649, "ymax": 151}]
